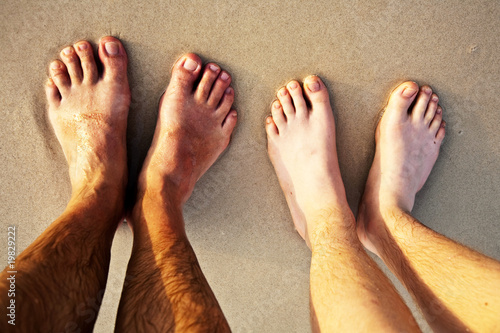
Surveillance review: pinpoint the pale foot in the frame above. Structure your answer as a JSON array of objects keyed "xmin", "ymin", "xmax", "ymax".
[
  {"xmin": 266, "ymin": 76, "xmax": 351, "ymax": 246},
  {"xmin": 46, "ymin": 37, "xmax": 130, "ymax": 203},
  {"xmin": 357, "ymin": 81, "xmax": 446, "ymax": 255},
  {"xmin": 138, "ymin": 54, "xmax": 237, "ymax": 207}
]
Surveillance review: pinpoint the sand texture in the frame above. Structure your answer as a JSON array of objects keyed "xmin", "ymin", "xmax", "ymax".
[{"xmin": 1, "ymin": 0, "xmax": 499, "ymax": 332}]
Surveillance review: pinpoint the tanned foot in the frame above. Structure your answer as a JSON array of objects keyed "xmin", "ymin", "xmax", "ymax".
[
  {"xmin": 357, "ymin": 81, "xmax": 446, "ymax": 256},
  {"xmin": 45, "ymin": 36, "xmax": 130, "ymax": 203},
  {"xmin": 138, "ymin": 54, "xmax": 237, "ymax": 210},
  {"xmin": 265, "ymin": 76, "xmax": 352, "ymax": 247}
]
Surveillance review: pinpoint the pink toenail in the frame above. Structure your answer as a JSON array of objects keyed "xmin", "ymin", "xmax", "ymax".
[
  {"xmin": 266, "ymin": 117, "xmax": 272, "ymax": 124},
  {"xmin": 273, "ymin": 101, "xmax": 281, "ymax": 108},
  {"xmin": 63, "ymin": 47, "xmax": 73, "ymax": 55},
  {"xmin": 51, "ymin": 62, "xmax": 61, "ymax": 69},
  {"xmin": 423, "ymin": 86, "xmax": 431, "ymax": 94},
  {"xmin": 225, "ymin": 87, "xmax": 232, "ymax": 94},
  {"xmin": 307, "ymin": 80, "xmax": 320, "ymax": 92},
  {"xmin": 432, "ymin": 95, "xmax": 439, "ymax": 102},
  {"xmin": 437, "ymin": 108, "xmax": 442, "ymax": 114},
  {"xmin": 280, "ymin": 89, "xmax": 287, "ymax": 96},
  {"xmin": 289, "ymin": 82, "xmax": 298, "ymax": 89},
  {"xmin": 402, "ymin": 87, "xmax": 417, "ymax": 97},
  {"xmin": 221, "ymin": 72, "xmax": 230, "ymax": 81},
  {"xmin": 183, "ymin": 58, "xmax": 198, "ymax": 71},
  {"xmin": 209, "ymin": 64, "xmax": 219, "ymax": 72},
  {"xmin": 77, "ymin": 43, "xmax": 88, "ymax": 51},
  {"xmin": 104, "ymin": 42, "xmax": 119, "ymax": 55}
]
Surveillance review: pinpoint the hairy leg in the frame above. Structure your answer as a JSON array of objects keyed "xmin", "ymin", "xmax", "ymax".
[
  {"xmin": 0, "ymin": 37, "xmax": 130, "ymax": 332},
  {"xmin": 358, "ymin": 81, "xmax": 500, "ymax": 332},
  {"xmin": 116, "ymin": 54, "xmax": 236, "ymax": 332},
  {"xmin": 266, "ymin": 77, "xmax": 419, "ymax": 332}
]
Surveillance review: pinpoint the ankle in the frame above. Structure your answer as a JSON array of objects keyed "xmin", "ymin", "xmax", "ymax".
[{"xmin": 131, "ymin": 188, "xmax": 186, "ymax": 237}]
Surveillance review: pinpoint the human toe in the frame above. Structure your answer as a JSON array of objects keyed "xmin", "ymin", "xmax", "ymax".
[
  {"xmin": 207, "ymin": 71, "xmax": 232, "ymax": 107},
  {"xmin": 412, "ymin": 85, "xmax": 433, "ymax": 120},
  {"xmin": 424, "ymin": 94, "xmax": 439, "ymax": 125},
  {"xmin": 222, "ymin": 110, "xmax": 237, "ymax": 137},
  {"xmin": 195, "ymin": 63, "xmax": 220, "ymax": 102},
  {"xmin": 98, "ymin": 36, "xmax": 128, "ymax": 82},
  {"xmin": 386, "ymin": 81, "xmax": 419, "ymax": 120},
  {"xmin": 287, "ymin": 80, "xmax": 307, "ymax": 116},
  {"xmin": 49, "ymin": 60, "xmax": 71, "ymax": 96},
  {"xmin": 60, "ymin": 46, "xmax": 82, "ymax": 84},
  {"xmin": 430, "ymin": 106, "xmax": 444, "ymax": 135},
  {"xmin": 303, "ymin": 75, "xmax": 332, "ymax": 117},
  {"xmin": 215, "ymin": 87, "xmax": 234, "ymax": 120},
  {"xmin": 277, "ymin": 87, "xmax": 295, "ymax": 119},
  {"xmin": 271, "ymin": 99, "xmax": 286, "ymax": 131},
  {"xmin": 45, "ymin": 78, "xmax": 60, "ymax": 105},
  {"xmin": 169, "ymin": 53, "xmax": 202, "ymax": 95},
  {"xmin": 74, "ymin": 41, "xmax": 98, "ymax": 83},
  {"xmin": 266, "ymin": 116, "xmax": 279, "ymax": 138}
]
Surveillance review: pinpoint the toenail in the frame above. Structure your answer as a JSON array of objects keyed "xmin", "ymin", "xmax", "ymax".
[
  {"xmin": 104, "ymin": 42, "xmax": 119, "ymax": 55},
  {"xmin": 225, "ymin": 87, "xmax": 232, "ymax": 94},
  {"xmin": 437, "ymin": 107, "xmax": 442, "ymax": 114},
  {"xmin": 289, "ymin": 82, "xmax": 298, "ymax": 89},
  {"xmin": 432, "ymin": 95, "xmax": 439, "ymax": 102},
  {"xmin": 422, "ymin": 86, "xmax": 431, "ymax": 94},
  {"xmin": 402, "ymin": 87, "xmax": 417, "ymax": 97},
  {"xmin": 63, "ymin": 47, "xmax": 73, "ymax": 55},
  {"xmin": 77, "ymin": 43, "xmax": 88, "ymax": 51},
  {"xmin": 209, "ymin": 64, "xmax": 219, "ymax": 72},
  {"xmin": 221, "ymin": 72, "xmax": 230, "ymax": 81},
  {"xmin": 306, "ymin": 79, "xmax": 320, "ymax": 92},
  {"xmin": 266, "ymin": 117, "xmax": 272, "ymax": 124},
  {"xmin": 51, "ymin": 61, "xmax": 62, "ymax": 69},
  {"xmin": 280, "ymin": 89, "xmax": 288, "ymax": 96},
  {"xmin": 183, "ymin": 58, "xmax": 198, "ymax": 71},
  {"xmin": 273, "ymin": 101, "xmax": 281, "ymax": 109}
]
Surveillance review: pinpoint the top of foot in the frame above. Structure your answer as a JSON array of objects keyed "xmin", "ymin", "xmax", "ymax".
[
  {"xmin": 266, "ymin": 76, "xmax": 351, "ymax": 246},
  {"xmin": 45, "ymin": 36, "xmax": 130, "ymax": 197},
  {"xmin": 370, "ymin": 81, "xmax": 446, "ymax": 212},
  {"xmin": 357, "ymin": 81, "xmax": 446, "ymax": 255},
  {"xmin": 138, "ymin": 54, "xmax": 237, "ymax": 206}
]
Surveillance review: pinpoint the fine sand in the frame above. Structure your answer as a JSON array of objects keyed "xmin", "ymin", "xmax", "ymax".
[{"xmin": 1, "ymin": 1, "xmax": 499, "ymax": 332}]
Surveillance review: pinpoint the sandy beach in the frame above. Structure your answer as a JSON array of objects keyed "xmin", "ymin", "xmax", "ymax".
[{"xmin": 1, "ymin": 1, "xmax": 499, "ymax": 331}]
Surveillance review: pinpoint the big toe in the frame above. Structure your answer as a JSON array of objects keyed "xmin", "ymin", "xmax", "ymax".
[
  {"xmin": 386, "ymin": 81, "xmax": 419, "ymax": 120},
  {"xmin": 303, "ymin": 75, "xmax": 332, "ymax": 115},
  {"xmin": 169, "ymin": 53, "xmax": 202, "ymax": 95},
  {"xmin": 98, "ymin": 36, "xmax": 128, "ymax": 82}
]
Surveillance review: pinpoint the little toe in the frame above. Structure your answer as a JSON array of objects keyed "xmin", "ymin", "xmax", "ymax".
[
  {"xmin": 424, "ymin": 94, "xmax": 439, "ymax": 125},
  {"xmin": 45, "ymin": 78, "xmax": 61, "ymax": 105},
  {"xmin": 60, "ymin": 46, "xmax": 82, "ymax": 84},
  {"xmin": 436, "ymin": 120, "xmax": 446, "ymax": 142},
  {"xmin": 195, "ymin": 63, "xmax": 220, "ymax": 102},
  {"xmin": 271, "ymin": 99, "xmax": 286, "ymax": 131},
  {"xmin": 412, "ymin": 85, "xmax": 433, "ymax": 120},
  {"xmin": 215, "ymin": 87, "xmax": 234, "ymax": 119},
  {"xmin": 74, "ymin": 41, "xmax": 98, "ymax": 83},
  {"xmin": 287, "ymin": 80, "xmax": 307, "ymax": 117},
  {"xmin": 222, "ymin": 110, "xmax": 237, "ymax": 137},
  {"xmin": 169, "ymin": 53, "xmax": 202, "ymax": 95},
  {"xmin": 207, "ymin": 71, "xmax": 232, "ymax": 107},
  {"xmin": 266, "ymin": 116, "xmax": 279, "ymax": 137},
  {"xmin": 430, "ymin": 106, "xmax": 444, "ymax": 135},
  {"xmin": 303, "ymin": 75, "xmax": 331, "ymax": 115},
  {"xmin": 386, "ymin": 81, "xmax": 419, "ymax": 121},
  {"xmin": 277, "ymin": 87, "xmax": 295, "ymax": 119},
  {"xmin": 49, "ymin": 60, "xmax": 71, "ymax": 96},
  {"xmin": 98, "ymin": 36, "xmax": 128, "ymax": 82}
]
